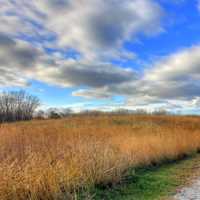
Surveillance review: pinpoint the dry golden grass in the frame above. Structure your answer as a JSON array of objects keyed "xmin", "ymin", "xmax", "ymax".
[{"xmin": 0, "ymin": 114, "xmax": 200, "ymax": 199}]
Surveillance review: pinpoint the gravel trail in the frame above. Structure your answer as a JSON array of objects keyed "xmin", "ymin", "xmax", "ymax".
[{"xmin": 174, "ymin": 178, "xmax": 200, "ymax": 200}]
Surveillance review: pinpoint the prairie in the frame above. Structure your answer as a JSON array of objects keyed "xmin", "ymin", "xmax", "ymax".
[{"xmin": 0, "ymin": 114, "xmax": 200, "ymax": 199}]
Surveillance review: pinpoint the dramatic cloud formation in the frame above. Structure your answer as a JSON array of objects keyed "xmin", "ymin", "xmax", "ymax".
[
  {"xmin": 0, "ymin": 32, "xmax": 137, "ymax": 88},
  {"xmin": 1, "ymin": 0, "xmax": 163, "ymax": 59},
  {"xmin": 74, "ymin": 45, "xmax": 200, "ymax": 109},
  {"xmin": 142, "ymin": 46, "xmax": 200, "ymax": 99},
  {"xmin": 0, "ymin": 0, "xmax": 162, "ymax": 88},
  {"xmin": 1, "ymin": 0, "xmax": 200, "ymax": 112}
]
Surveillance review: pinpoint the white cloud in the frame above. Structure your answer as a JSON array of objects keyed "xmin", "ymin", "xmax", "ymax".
[
  {"xmin": 142, "ymin": 45, "xmax": 200, "ymax": 99},
  {"xmin": 0, "ymin": 33, "xmax": 137, "ymax": 88},
  {"xmin": 72, "ymin": 45, "xmax": 200, "ymax": 112},
  {"xmin": 3, "ymin": 0, "xmax": 200, "ymax": 112},
  {"xmin": 0, "ymin": 0, "xmax": 162, "ymax": 90},
  {"xmin": 1, "ymin": 0, "xmax": 163, "ymax": 60},
  {"xmin": 0, "ymin": 67, "xmax": 28, "ymax": 87},
  {"xmin": 72, "ymin": 87, "xmax": 112, "ymax": 99}
]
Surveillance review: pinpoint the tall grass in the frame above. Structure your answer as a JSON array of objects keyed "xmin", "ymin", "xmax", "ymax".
[{"xmin": 0, "ymin": 115, "xmax": 200, "ymax": 199}]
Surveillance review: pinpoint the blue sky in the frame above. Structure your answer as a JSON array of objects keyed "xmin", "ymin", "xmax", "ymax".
[{"xmin": 1, "ymin": 0, "xmax": 200, "ymax": 113}]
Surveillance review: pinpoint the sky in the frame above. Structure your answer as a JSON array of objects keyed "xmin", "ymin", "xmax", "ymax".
[{"xmin": 1, "ymin": 0, "xmax": 200, "ymax": 114}]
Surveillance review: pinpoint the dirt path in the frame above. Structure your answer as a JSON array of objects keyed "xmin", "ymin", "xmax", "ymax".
[
  {"xmin": 172, "ymin": 159, "xmax": 200, "ymax": 200},
  {"xmin": 174, "ymin": 178, "xmax": 200, "ymax": 200}
]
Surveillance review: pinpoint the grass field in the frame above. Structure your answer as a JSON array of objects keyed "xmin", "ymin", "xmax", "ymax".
[
  {"xmin": 92, "ymin": 153, "xmax": 200, "ymax": 200},
  {"xmin": 0, "ymin": 114, "xmax": 200, "ymax": 199}
]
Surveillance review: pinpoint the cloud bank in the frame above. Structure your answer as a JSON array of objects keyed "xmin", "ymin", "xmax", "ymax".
[{"xmin": 74, "ymin": 45, "xmax": 200, "ymax": 110}]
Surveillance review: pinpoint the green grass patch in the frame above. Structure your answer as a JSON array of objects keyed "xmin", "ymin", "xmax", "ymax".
[{"xmin": 83, "ymin": 155, "xmax": 200, "ymax": 200}]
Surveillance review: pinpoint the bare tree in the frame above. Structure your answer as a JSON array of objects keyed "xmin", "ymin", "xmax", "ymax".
[{"xmin": 0, "ymin": 91, "xmax": 40, "ymax": 123}]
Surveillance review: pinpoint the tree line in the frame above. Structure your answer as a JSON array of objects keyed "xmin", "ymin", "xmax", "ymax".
[
  {"xmin": 0, "ymin": 91, "xmax": 40, "ymax": 123},
  {"xmin": 35, "ymin": 108, "xmax": 171, "ymax": 120},
  {"xmin": 0, "ymin": 90, "xmax": 172, "ymax": 123}
]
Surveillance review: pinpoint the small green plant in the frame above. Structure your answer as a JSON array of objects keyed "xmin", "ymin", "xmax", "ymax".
[{"xmin": 89, "ymin": 155, "xmax": 200, "ymax": 200}]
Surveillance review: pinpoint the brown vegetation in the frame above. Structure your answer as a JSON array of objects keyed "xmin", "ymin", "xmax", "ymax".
[{"xmin": 0, "ymin": 115, "xmax": 200, "ymax": 199}]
